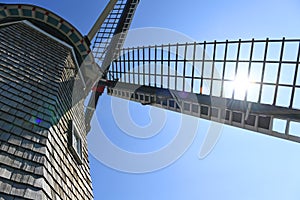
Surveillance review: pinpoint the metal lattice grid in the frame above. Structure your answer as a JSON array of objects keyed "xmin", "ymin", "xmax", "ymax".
[
  {"xmin": 107, "ymin": 38, "xmax": 300, "ymax": 142},
  {"xmin": 92, "ymin": 0, "xmax": 140, "ymax": 69},
  {"xmin": 85, "ymin": 0, "xmax": 140, "ymax": 130},
  {"xmin": 109, "ymin": 38, "xmax": 300, "ymax": 108}
]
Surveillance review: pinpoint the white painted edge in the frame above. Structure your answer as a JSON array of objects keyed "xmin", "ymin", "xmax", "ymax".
[
  {"xmin": 0, "ymin": 20, "xmax": 87, "ymax": 89},
  {"xmin": 23, "ymin": 20, "xmax": 87, "ymax": 89}
]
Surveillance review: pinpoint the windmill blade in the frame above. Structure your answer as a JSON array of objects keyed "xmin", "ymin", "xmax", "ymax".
[
  {"xmin": 105, "ymin": 38, "xmax": 300, "ymax": 143},
  {"xmin": 85, "ymin": 0, "xmax": 140, "ymax": 131},
  {"xmin": 89, "ymin": 0, "xmax": 140, "ymax": 75}
]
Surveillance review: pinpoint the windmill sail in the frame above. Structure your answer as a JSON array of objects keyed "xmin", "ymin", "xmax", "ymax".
[
  {"xmin": 90, "ymin": 0, "xmax": 140, "ymax": 75},
  {"xmin": 106, "ymin": 38, "xmax": 300, "ymax": 143},
  {"xmin": 85, "ymin": 0, "xmax": 140, "ymax": 131}
]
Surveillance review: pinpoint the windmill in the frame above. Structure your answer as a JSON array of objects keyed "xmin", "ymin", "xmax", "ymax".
[
  {"xmin": 0, "ymin": 0, "xmax": 300, "ymax": 199},
  {"xmin": 85, "ymin": 0, "xmax": 300, "ymax": 145}
]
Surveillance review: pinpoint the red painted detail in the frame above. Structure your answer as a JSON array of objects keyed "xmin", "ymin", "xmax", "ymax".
[{"xmin": 92, "ymin": 85, "xmax": 105, "ymax": 93}]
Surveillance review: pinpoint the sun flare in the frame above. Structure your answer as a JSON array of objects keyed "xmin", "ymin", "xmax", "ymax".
[{"xmin": 233, "ymin": 75, "xmax": 251, "ymax": 100}]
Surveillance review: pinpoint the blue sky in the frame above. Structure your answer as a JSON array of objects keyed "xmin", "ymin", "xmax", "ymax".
[{"xmin": 4, "ymin": 0, "xmax": 300, "ymax": 199}]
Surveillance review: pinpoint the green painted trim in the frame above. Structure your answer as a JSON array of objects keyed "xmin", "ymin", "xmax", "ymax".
[
  {"xmin": 9, "ymin": 8, "xmax": 18, "ymax": 15},
  {"xmin": 69, "ymin": 32, "xmax": 80, "ymax": 43},
  {"xmin": 60, "ymin": 23, "xmax": 70, "ymax": 34},
  {"xmin": 0, "ymin": 4, "xmax": 91, "ymax": 63},
  {"xmin": 22, "ymin": 9, "xmax": 32, "ymax": 17},
  {"xmin": 35, "ymin": 11, "xmax": 44, "ymax": 20},
  {"xmin": 47, "ymin": 16, "xmax": 59, "ymax": 26},
  {"xmin": 78, "ymin": 44, "xmax": 86, "ymax": 52},
  {"xmin": 0, "ymin": 10, "xmax": 6, "ymax": 17}
]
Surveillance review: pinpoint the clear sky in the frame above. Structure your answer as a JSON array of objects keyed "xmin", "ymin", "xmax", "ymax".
[{"xmin": 3, "ymin": 0, "xmax": 300, "ymax": 199}]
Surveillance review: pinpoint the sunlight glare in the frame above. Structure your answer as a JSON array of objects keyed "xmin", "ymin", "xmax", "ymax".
[{"xmin": 233, "ymin": 74, "xmax": 250, "ymax": 100}]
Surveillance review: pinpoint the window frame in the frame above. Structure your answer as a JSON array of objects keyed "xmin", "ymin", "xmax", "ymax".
[{"xmin": 68, "ymin": 120, "xmax": 83, "ymax": 165}]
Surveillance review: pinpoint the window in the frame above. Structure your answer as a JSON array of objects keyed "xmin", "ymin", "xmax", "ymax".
[{"xmin": 68, "ymin": 120, "xmax": 83, "ymax": 164}]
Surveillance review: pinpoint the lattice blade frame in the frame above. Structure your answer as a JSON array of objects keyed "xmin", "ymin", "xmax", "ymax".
[
  {"xmin": 106, "ymin": 38, "xmax": 300, "ymax": 142},
  {"xmin": 91, "ymin": 0, "xmax": 140, "ymax": 75},
  {"xmin": 85, "ymin": 0, "xmax": 140, "ymax": 131}
]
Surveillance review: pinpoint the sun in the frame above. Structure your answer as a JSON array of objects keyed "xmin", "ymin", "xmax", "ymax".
[{"xmin": 233, "ymin": 74, "xmax": 251, "ymax": 100}]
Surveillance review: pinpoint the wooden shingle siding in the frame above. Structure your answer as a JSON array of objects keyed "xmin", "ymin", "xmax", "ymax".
[{"xmin": 0, "ymin": 21, "xmax": 92, "ymax": 200}]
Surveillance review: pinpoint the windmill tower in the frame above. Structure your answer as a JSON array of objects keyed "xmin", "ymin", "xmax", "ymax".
[
  {"xmin": 1, "ymin": 1, "xmax": 300, "ymax": 200},
  {"xmin": 0, "ymin": 1, "xmax": 139, "ymax": 199}
]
